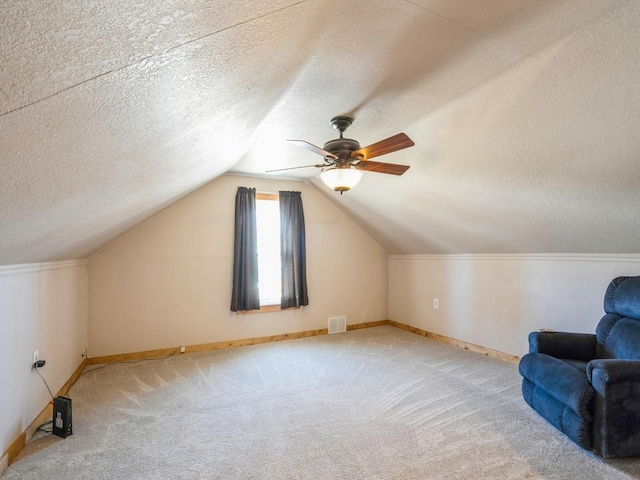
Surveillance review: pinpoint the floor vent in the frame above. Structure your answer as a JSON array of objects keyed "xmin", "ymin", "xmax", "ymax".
[{"xmin": 328, "ymin": 316, "xmax": 347, "ymax": 334}]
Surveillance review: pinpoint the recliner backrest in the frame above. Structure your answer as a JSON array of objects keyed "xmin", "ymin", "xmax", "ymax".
[{"xmin": 596, "ymin": 276, "xmax": 640, "ymax": 360}]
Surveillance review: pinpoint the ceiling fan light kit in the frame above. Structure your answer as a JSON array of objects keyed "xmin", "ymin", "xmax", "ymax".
[
  {"xmin": 270, "ymin": 116, "xmax": 415, "ymax": 193},
  {"xmin": 320, "ymin": 166, "xmax": 363, "ymax": 194}
]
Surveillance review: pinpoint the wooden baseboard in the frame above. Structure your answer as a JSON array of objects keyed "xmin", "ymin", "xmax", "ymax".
[
  {"xmin": 1, "ymin": 358, "xmax": 88, "ymax": 472},
  {"xmin": 88, "ymin": 321, "xmax": 394, "ymax": 364},
  {"xmin": 0, "ymin": 447, "xmax": 9, "ymax": 474},
  {"xmin": 60, "ymin": 358, "xmax": 88, "ymax": 396},
  {"xmin": 387, "ymin": 320, "xmax": 520, "ymax": 364},
  {"xmin": 2, "ymin": 432, "xmax": 24, "ymax": 472},
  {"xmin": 88, "ymin": 328, "xmax": 328, "ymax": 364},
  {"xmin": 347, "ymin": 320, "xmax": 389, "ymax": 331},
  {"xmin": 186, "ymin": 328, "xmax": 329, "ymax": 354},
  {"xmin": 87, "ymin": 320, "xmax": 518, "ymax": 366},
  {"xmin": 87, "ymin": 346, "xmax": 183, "ymax": 365}
]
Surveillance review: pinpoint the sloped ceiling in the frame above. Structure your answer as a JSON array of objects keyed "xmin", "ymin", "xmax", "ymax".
[{"xmin": 1, "ymin": 0, "xmax": 638, "ymax": 265}]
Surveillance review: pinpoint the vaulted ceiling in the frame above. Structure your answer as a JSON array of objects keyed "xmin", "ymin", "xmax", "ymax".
[{"xmin": 1, "ymin": 0, "xmax": 639, "ymax": 265}]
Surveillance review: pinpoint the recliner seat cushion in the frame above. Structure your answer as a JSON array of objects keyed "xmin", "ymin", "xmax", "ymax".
[
  {"xmin": 562, "ymin": 359, "xmax": 589, "ymax": 373},
  {"xmin": 519, "ymin": 353, "xmax": 594, "ymax": 420},
  {"xmin": 522, "ymin": 378, "xmax": 592, "ymax": 450}
]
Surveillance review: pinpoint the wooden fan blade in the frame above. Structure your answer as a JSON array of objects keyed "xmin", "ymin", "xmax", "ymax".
[
  {"xmin": 287, "ymin": 140, "xmax": 338, "ymax": 159},
  {"xmin": 355, "ymin": 161, "xmax": 410, "ymax": 175},
  {"xmin": 265, "ymin": 164, "xmax": 325, "ymax": 173},
  {"xmin": 350, "ymin": 133, "xmax": 414, "ymax": 161}
]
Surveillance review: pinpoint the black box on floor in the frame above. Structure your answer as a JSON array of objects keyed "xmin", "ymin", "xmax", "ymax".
[{"xmin": 52, "ymin": 396, "xmax": 73, "ymax": 438}]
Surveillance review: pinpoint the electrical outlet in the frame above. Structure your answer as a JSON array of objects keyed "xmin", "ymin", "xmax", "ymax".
[
  {"xmin": 82, "ymin": 346, "xmax": 87, "ymax": 358},
  {"xmin": 180, "ymin": 346, "xmax": 186, "ymax": 353},
  {"xmin": 33, "ymin": 350, "xmax": 39, "ymax": 365},
  {"xmin": 433, "ymin": 298, "xmax": 439, "ymax": 309}
]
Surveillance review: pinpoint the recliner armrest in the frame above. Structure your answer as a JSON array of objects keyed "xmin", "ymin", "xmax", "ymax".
[
  {"xmin": 587, "ymin": 359, "xmax": 640, "ymax": 389},
  {"xmin": 586, "ymin": 359, "xmax": 640, "ymax": 457},
  {"xmin": 528, "ymin": 331, "xmax": 596, "ymax": 360}
]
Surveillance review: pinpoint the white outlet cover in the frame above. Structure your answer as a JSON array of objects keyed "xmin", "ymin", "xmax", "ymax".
[{"xmin": 33, "ymin": 350, "xmax": 39, "ymax": 364}]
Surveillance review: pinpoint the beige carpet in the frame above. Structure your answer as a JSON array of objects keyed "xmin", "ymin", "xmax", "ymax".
[{"xmin": 4, "ymin": 326, "xmax": 640, "ymax": 479}]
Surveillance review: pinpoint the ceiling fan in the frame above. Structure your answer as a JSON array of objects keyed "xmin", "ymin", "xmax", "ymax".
[{"xmin": 267, "ymin": 116, "xmax": 414, "ymax": 193}]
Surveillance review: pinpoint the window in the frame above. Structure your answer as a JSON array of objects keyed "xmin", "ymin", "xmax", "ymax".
[
  {"xmin": 256, "ymin": 193, "xmax": 281, "ymax": 306},
  {"xmin": 230, "ymin": 187, "xmax": 308, "ymax": 313}
]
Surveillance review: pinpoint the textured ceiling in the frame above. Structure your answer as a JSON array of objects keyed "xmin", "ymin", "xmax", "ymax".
[{"xmin": 1, "ymin": 0, "xmax": 639, "ymax": 265}]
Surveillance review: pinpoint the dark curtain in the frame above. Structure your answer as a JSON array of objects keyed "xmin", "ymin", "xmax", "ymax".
[
  {"xmin": 279, "ymin": 191, "xmax": 309, "ymax": 308},
  {"xmin": 230, "ymin": 187, "xmax": 260, "ymax": 312}
]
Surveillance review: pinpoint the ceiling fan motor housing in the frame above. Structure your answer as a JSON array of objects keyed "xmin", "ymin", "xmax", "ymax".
[{"xmin": 323, "ymin": 138, "xmax": 361, "ymax": 164}]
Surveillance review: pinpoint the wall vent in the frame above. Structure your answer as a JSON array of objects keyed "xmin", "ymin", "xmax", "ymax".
[{"xmin": 328, "ymin": 316, "xmax": 347, "ymax": 334}]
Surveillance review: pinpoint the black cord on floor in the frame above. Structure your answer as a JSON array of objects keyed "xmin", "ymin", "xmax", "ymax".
[
  {"xmin": 71, "ymin": 347, "xmax": 181, "ymax": 383},
  {"xmin": 34, "ymin": 365, "xmax": 55, "ymax": 400},
  {"xmin": 36, "ymin": 420, "xmax": 53, "ymax": 434}
]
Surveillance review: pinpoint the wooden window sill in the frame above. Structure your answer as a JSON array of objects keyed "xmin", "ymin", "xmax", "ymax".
[{"xmin": 235, "ymin": 305, "xmax": 299, "ymax": 315}]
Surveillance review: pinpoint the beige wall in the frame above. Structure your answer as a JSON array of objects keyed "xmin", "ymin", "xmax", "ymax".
[
  {"xmin": 87, "ymin": 174, "xmax": 389, "ymax": 357},
  {"xmin": 0, "ymin": 261, "xmax": 87, "ymax": 460},
  {"xmin": 389, "ymin": 254, "xmax": 640, "ymax": 357}
]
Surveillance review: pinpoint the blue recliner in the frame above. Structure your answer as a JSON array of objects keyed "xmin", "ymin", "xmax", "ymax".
[{"xmin": 519, "ymin": 276, "xmax": 640, "ymax": 457}]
